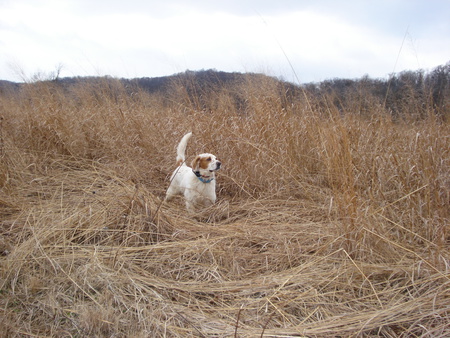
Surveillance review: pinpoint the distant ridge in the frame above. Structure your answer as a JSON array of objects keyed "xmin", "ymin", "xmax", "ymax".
[{"xmin": 1, "ymin": 64, "xmax": 448, "ymax": 118}]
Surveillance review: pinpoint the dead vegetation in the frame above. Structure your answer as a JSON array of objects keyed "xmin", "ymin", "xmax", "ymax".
[{"xmin": 0, "ymin": 73, "xmax": 449, "ymax": 337}]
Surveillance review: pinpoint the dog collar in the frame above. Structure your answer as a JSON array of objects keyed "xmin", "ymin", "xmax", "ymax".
[{"xmin": 193, "ymin": 170, "xmax": 215, "ymax": 183}]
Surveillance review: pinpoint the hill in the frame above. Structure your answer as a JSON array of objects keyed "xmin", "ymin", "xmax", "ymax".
[{"xmin": 4, "ymin": 63, "xmax": 449, "ymax": 119}]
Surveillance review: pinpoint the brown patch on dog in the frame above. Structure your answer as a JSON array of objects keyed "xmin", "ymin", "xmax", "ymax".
[
  {"xmin": 198, "ymin": 156, "xmax": 212, "ymax": 170},
  {"xmin": 191, "ymin": 156, "xmax": 200, "ymax": 171},
  {"xmin": 191, "ymin": 155, "xmax": 212, "ymax": 171},
  {"xmin": 176, "ymin": 159, "xmax": 183, "ymax": 167}
]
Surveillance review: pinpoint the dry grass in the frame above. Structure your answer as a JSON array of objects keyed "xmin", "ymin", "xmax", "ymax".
[{"xmin": 0, "ymin": 75, "xmax": 449, "ymax": 337}]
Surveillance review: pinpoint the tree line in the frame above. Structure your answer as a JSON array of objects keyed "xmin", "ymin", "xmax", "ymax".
[{"xmin": 1, "ymin": 63, "xmax": 448, "ymax": 120}]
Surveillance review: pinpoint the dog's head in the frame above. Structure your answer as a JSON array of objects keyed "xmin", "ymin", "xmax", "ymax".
[{"xmin": 191, "ymin": 153, "xmax": 221, "ymax": 173}]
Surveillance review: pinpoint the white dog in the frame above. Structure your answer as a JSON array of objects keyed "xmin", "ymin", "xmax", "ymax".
[{"xmin": 165, "ymin": 132, "xmax": 222, "ymax": 213}]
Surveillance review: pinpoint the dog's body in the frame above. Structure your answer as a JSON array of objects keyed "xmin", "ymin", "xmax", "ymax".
[{"xmin": 165, "ymin": 132, "xmax": 221, "ymax": 213}]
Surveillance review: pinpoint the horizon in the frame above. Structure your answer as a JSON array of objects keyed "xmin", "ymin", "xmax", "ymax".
[{"xmin": 1, "ymin": 62, "xmax": 448, "ymax": 86}]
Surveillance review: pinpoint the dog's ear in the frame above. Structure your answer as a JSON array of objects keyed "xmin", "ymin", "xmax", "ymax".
[{"xmin": 191, "ymin": 156, "xmax": 200, "ymax": 171}]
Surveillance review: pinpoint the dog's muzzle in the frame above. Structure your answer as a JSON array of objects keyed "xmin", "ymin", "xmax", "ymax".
[{"xmin": 213, "ymin": 161, "xmax": 221, "ymax": 171}]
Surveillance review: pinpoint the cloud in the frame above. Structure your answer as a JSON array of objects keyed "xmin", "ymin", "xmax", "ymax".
[{"xmin": 0, "ymin": 0, "xmax": 448, "ymax": 82}]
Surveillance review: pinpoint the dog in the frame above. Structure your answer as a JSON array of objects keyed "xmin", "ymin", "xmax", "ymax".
[{"xmin": 165, "ymin": 132, "xmax": 221, "ymax": 213}]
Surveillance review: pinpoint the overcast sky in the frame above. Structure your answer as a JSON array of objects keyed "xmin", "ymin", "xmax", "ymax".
[{"xmin": 1, "ymin": 0, "xmax": 449, "ymax": 83}]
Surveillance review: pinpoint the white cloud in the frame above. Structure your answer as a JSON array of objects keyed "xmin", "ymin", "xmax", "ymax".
[{"xmin": 0, "ymin": 0, "xmax": 448, "ymax": 82}]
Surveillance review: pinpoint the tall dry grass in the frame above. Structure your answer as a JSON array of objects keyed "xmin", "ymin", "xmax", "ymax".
[{"xmin": 0, "ymin": 74, "xmax": 449, "ymax": 337}]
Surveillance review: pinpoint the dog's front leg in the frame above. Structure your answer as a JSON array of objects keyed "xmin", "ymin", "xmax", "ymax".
[{"xmin": 185, "ymin": 200, "xmax": 196, "ymax": 214}]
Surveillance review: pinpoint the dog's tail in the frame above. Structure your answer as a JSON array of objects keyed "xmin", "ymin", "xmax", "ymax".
[{"xmin": 176, "ymin": 132, "xmax": 192, "ymax": 166}]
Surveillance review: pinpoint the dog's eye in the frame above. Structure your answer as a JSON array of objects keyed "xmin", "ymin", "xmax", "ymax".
[{"xmin": 206, "ymin": 157, "xmax": 212, "ymax": 161}]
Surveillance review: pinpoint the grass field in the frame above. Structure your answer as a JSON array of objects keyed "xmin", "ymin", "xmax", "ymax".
[{"xmin": 0, "ymin": 74, "xmax": 449, "ymax": 337}]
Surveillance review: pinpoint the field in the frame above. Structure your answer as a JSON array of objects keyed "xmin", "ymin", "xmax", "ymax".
[{"xmin": 0, "ymin": 73, "xmax": 449, "ymax": 337}]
